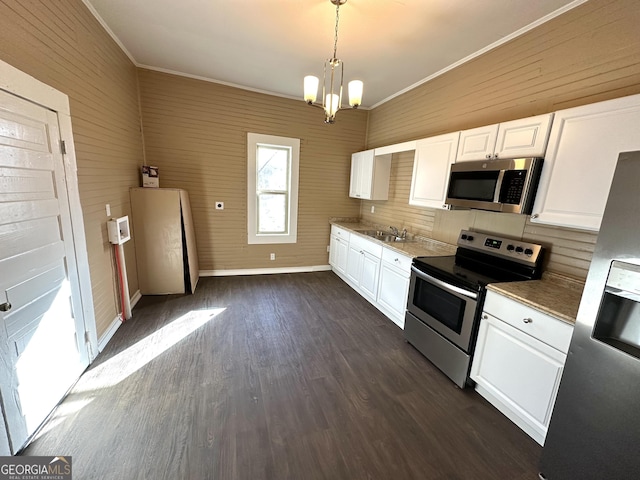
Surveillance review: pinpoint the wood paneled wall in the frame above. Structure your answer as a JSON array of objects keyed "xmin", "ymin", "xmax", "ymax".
[
  {"xmin": 363, "ymin": 0, "xmax": 640, "ymax": 280},
  {"xmin": 137, "ymin": 69, "xmax": 367, "ymax": 271},
  {"xmin": 0, "ymin": 0, "xmax": 144, "ymax": 338}
]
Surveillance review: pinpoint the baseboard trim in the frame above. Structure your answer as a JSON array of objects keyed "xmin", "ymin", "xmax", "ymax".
[
  {"xmin": 130, "ymin": 289, "xmax": 142, "ymax": 309},
  {"xmin": 200, "ymin": 265, "xmax": 332, "ymax": 277},
  {"xmin": 97, "ymin": 289, "xmax": 142, "ymax": 352}
]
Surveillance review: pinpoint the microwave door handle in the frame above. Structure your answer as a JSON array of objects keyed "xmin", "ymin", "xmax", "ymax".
[
  {"xmin": 493, "ymin": 169, "xmax": 506, "ymax": 203},
  {"xmin": 411, "ymin": 266, "xmax": 478, "ymax": 300}
]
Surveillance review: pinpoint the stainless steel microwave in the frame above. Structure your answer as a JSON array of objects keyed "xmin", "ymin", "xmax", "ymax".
[{"xmin": 445, "ymin": 157, "xmax": 543, "ymax": 214}]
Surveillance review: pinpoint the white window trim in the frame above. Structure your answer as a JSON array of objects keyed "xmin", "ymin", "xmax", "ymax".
[{"xmin": 247, "ymin": 133, "xmax": 300, "ymax": 244}]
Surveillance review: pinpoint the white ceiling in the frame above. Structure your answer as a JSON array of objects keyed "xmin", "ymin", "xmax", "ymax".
[{"xmin": 84, "ymin": 0, "xmax": 585, "ymax": 108}]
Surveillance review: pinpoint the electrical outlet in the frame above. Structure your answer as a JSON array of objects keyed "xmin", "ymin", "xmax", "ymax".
[
  {"xmin": 270, "ymin": 253, "xmax": 276, "ymax": 261},
  {"xmin": 371, "ymin": 205, "xmax": 375, "ymax": 213},
  {"xmin": 215, "ymin": 201, "xmax": 224, "ymax": 210}
]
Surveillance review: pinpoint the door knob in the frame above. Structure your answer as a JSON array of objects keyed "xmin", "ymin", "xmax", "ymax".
[{"xmin": 0, "ymin": 302, "xmax": 11, "ymax": 312}]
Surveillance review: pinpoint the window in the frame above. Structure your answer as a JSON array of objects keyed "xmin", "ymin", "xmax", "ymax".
[{"xmin": 247, "ymin": 133, "xmax": 300, "ymax": 244}]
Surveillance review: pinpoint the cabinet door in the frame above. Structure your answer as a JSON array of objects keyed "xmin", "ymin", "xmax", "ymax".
[
  {"xmin": 345, "ymin": 242, "xmax": 363, "ymax": 284},
  {"xmin": 456, "ymin": 124, "xmax": 499, "ymax": 162},
  {"xmin": 335, "ymin": 237, "xmax": 348, "ymax": 274},
  {"xmin": 329, "ymin": 234, "xmax": 338, "ymax": 267},
  {"xmin": 358, "ymin": 151, "xmax": 375, "ymax": 199},
  {"xmin": 349, "ymin": 153, "xmax": 360, "ymax": 198},
  {"xmin": 471, "ymin": 313, "xmax": 566, "ymax": 445},
  {"xmin": 531, "ymin": 94, "xmax": 640, "ymax": 231},
  {"xmin": 359, "ymin": 251, "xmax": 381, "ymax": 301},
  {"xmin": 409, "ymin": 132, "xmax": 460, "ymax": 208},
  {"xmin": 494, "ymin": 113, "xmax": 553, "ymax": 159},
  {"xmin": 350, "ymin": 150, "xmax": 374, "ymax": 199},
  {"xmin": 377, "ymin": 263, "xmax": 410, "ymax": 328}
]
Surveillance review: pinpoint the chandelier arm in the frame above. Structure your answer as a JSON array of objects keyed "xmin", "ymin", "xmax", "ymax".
[{"xmin": 306, "ymin": 102, "xmax": 326, "ymax": 111}]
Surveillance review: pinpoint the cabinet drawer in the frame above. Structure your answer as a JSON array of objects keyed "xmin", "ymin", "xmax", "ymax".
[
  {"xmin": 483, "ymin": 290, "xmax": 573, "ymax": 353},
  {"xmin": 331, "ymin": 225, "xmax": 350, "ymax": 241},
  {"xmin": 381, "ymin": 247, "xmax": 412, "ymax": 274},
  {"xmin": 349, "ymin": 233, "xmax": 382, "ymax": 258}
]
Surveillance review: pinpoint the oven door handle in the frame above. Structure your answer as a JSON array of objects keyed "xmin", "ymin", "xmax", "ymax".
[{"xmin": 411, "ymin": 266, "xmax": 479, "ymax": 300}]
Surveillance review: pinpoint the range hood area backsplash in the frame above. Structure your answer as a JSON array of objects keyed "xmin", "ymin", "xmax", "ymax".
[{"xmin": 359, "ymin": 150, "xmax": 597, "ymax": 281}]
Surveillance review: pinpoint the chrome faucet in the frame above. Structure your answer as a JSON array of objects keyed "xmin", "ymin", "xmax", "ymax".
[{"xmin": 389, "ymin": 226, "xmax": 407, "ymax": 239}]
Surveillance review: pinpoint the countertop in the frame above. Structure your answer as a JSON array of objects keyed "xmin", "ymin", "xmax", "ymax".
[
  {"xmin": 331, "ymin": 218, "xmax": 584, "ymax": 325},
  {"xmin": 330, "ymin": 220, "xmax": 457, "ymax": 258},
  {"xmin": 487, "ymin": 272, "xmax": 585, "ymax": 325}
]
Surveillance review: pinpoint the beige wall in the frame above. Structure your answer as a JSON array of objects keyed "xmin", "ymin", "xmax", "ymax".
[
  {"xmin": 362, "ymin": 0, "xmax": 640, "ymax": 280},
  {"xmin": 1, "ymin": 0, "xmax": 638, "ymax": 342},
  {"xmin": 0, "ymin": 0, "xmax": 144, "ymax": 337},
  {"xmin": 137, "ymin": 69, "xmax": 366, "ymax": 271}
]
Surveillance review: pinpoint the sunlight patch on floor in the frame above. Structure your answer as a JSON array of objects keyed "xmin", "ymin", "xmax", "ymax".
[{"xmin": 75, "ymin": 308, "xmax": 226, "ymax": 392}]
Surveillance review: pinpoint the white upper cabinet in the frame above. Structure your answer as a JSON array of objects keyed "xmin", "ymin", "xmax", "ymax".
[
  {"xmin": 456, "ymin": 113, "xmax": 553, "ymax": 162},
  {"xmin": 349, "ymin": 149, "xmax": 391, "ymax": 200},
  {"xmin": 409, "ymin": 132, "xmax": 460, "ymax": 209},
  {"xmin": 456, "ymin": 123, "xmax": 500, "ymax": 162},
  {"xmin": 531, "ymin": 94, "xmax": 640, "ymax": 231}
]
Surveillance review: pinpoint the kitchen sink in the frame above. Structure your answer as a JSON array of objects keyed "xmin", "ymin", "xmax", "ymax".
[
  {"xmin": 355, "ymin": 229, "xmax": 393, "ymax": 236},
  {"xmin": 355, "ymin": 229, "xmax": 406, "ymax": 242},
  {"xmin": 377, "ymin": 234, "xmax": 406, "ymax": 242}
]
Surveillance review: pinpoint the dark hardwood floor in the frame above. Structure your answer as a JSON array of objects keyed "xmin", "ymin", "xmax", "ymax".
[{"xmin": 23, "ymin": 272, "xmax": 541, "ymax": 479}]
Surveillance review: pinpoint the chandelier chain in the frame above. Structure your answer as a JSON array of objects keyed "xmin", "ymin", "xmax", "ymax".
[{"xmin": 332, "ymin": 1, "xmax": 340, "ymax": 60}]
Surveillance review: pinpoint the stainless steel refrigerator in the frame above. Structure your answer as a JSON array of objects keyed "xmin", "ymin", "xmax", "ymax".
[{"xmin": 539, "ymin": 150, "xmax": 640, "ymax": 479}]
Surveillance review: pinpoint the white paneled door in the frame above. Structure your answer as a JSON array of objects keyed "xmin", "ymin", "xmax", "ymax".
[{"xmin": 0, "ymin": 89, "xmax": 90, "ymax": 453}]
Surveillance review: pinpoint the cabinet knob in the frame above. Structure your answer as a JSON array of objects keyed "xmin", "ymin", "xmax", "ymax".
[
  {"xmin": 523, "ymin": 317, "xmax": 533, "ymax": 324},
  {"xmin": 493, "ymin": 153, "xmax": 499, "ymax": 159},
  {"xmin": 531, "ymin": 213, "xmax": 539, "ymax": 219},
  {"xmin": 0, "ymin": 302, "xmax": 11, "ymax": 312},
  {"xmin": 485, "ymin": 154, "xmax": 491, "ymax": 159},
  {"xmin": 483, "ymin": 314, "xmax": 488, "ymax": 320}
]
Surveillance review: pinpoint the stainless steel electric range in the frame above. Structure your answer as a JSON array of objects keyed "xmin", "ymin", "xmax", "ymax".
[{"xmin": 405, "ymin": 229, "xmax": 545, "ymax": 388}]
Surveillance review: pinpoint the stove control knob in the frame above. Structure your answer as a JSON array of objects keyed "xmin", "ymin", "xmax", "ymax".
[
  {"xmin": 515, "ymin": 246, "xmax": 524, "ymax": 254},
  {"xmin": 461, "ymin": 234, "xmax": 467, "ymax": 240},
  {"xmin": 466, "ymin": 235, "xmax": 474, "ymax": 241},
  {"xmin": 524, "ymin": 248, "xmax": 534, "ymax": 256},
  {"xmin": 506, "ymin": 244, "xmax": 515, "ymax": 252}
]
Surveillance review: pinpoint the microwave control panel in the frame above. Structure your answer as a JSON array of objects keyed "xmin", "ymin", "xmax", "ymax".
[{"xmin": 499, "ymin": 170, "xmax": 526, "ymax": 205}]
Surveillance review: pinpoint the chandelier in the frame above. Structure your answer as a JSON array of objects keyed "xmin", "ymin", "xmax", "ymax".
[{"xmin": 303, "ymin": 0, "xmax": 363, "ymax": 124}]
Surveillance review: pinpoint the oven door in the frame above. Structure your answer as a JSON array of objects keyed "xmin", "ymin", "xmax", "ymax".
[{"xmin": 407, "ymin": 265, "xmax": 478, "ymax": 352}]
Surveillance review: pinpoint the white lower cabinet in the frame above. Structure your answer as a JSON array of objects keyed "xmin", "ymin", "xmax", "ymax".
[
  {"xmin": 329, "ymin": 226, "xmax": 412, "ymax": 328},
  {"xmin": 471, "ymin": 290, "xmax": 574, "ymax": 445},
  {"xmin": 329, "ymin": 226, "xmax": 350, "ymax": 274},
  {"xmin": 345, "ymin": 234, "xmax": 383, "ymax": 302},
  {"xmin": 377, "ymin": 249, "xmax": 412, "ymax": 328}
]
